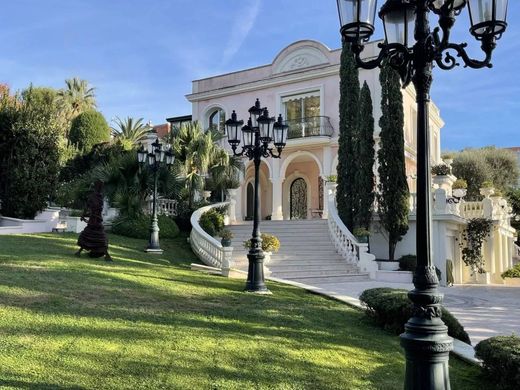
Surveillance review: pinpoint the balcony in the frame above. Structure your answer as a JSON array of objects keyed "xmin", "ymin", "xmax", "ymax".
[{"xmin": 285, "ymin": 116, "xmax": 334, "ymax": 140}]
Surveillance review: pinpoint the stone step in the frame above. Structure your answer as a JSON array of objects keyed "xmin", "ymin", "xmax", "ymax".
[
  {"xmin": 269, "ymin": 264, "xmax": 358, "ymax": 272},
  {"xmin": 282, "ymin": 273, "xmax": 370, "ymax": 284},
  {"xmin": 270, "ymin": 268, "xmax": 359, "ymax": 277}
]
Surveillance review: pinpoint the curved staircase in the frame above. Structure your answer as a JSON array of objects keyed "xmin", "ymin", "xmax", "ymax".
[{"xmin": 227, "ymin": 219, "xmax": 370, "ymax": 285}]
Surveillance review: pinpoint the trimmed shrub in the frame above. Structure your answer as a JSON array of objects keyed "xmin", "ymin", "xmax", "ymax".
[
  {"xmin": 69, "ymin": 110, "xmax": 110, "ymax": 152},
  {"xmin": 199, "ymin": 208, "xmax": 225, "ymax": 237},
  {"xmin": 398, "ymin": 254, "xmax": 442, "ymax": 280},
  {"xmin": 359, "ymin": 288, "xmax": 471, "ymax": 344},
  {"xmin": 399, "ymin": 254, "xmax": 417, "ymax": 272},
  {"xmin": 111, "ymin": 214, "xmax": 179, "ymax": 239},
  {"xmin": 475, "ymin": 335, "xmax": 520, "ymax": 390},
  {"xmin": 502, "ymin": 264, "xmax": 520, "ymax": 279}
]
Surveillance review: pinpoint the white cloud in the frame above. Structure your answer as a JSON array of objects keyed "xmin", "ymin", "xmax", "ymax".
[{"xmin": 220, "ymin": 0, "xmax": 261, "ymax": 66}]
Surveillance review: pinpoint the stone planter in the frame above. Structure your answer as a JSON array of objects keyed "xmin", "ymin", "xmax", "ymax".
[
  {"xmin": 65, "ymin": 216, "xmax": 87, "ymax": 233},
  {"xmin": 203, "ymin": 191, "xmax": 212, "ymax": 201},
  {"xmin": 480, "ymin": 187, "xmax": 495, "ymax": 198},
  {"xmin": 432, "ymin": 174, "xmax": 455, "ymax": 191},
  {"xmin": 503, "ymin": 278, "xmax": 520, "ymax": 286},
  {"xmin": 376, "ymin": 260, "xmax": 400, "ymax": 271}
]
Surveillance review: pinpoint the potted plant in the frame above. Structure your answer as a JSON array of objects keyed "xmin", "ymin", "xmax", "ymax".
[
  {"xmin": 353, "ymin": 227, "xmax": 370, "ymax": 244},
  {"xmin": 452, "ymin": 179, "xmax": 468, "ymax": 199},
  {"xmin": 220, "ymin": 229, "xmax": 233, "ymax": 247},
  {"xmin": 431, "ymin": 164, "xmax": 455, "ymax": 190},
  {"xmin": 480, "ymin": 181, "xmax": 495, "ymax": 198},
  {"xmin": 244, "ymin": 233, "xmax": 280, "ymax": 264}
]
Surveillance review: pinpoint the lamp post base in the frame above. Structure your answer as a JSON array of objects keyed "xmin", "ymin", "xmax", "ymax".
[{"xmin": 245, "ymin": 250, "xmax": 270, "ymax": 293}]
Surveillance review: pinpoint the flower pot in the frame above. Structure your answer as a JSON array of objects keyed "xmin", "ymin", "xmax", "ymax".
[
  {"xmin": 432, "ymin": 175, "xmax": 455, "ymax": 191},
  {"xmin": 355, "ymin": 235, "xmax": 369, "ymax": 244},
  {"xmin": 480, "ymin": 187, "xmax": 495, "ymax": 198},
  {"xmin": 221, "ymin": 238, "xmax": 232, "ymax": 247}
]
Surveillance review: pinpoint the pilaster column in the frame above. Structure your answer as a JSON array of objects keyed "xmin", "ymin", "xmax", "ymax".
[{"xmin": 270, "ymin": 178, "xmax": 284, "ymax": 221}]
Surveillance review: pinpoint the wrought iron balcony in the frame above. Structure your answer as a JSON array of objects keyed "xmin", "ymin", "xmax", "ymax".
[{"xmin": 284, "ymin": 116, "xmax": 334, "ymax": 140}]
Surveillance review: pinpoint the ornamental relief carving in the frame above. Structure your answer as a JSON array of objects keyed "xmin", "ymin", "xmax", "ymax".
[
  {"xmin": 288, "ymin": 56, "xmax": 310, "ymax": 70},
  {"xmin": 273, "ymin": 46, "xmax": 329, "ymax": 74}
]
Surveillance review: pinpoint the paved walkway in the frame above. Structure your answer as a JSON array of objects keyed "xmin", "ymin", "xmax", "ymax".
[{"xmin": 300, "ymin": 280, "xmax": 520, "ymax": 345}]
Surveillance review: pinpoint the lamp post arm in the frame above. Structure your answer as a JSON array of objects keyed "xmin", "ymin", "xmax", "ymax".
[{"xmin": 435, "ymin": 38, "xmax": 495, "ymax": 70}]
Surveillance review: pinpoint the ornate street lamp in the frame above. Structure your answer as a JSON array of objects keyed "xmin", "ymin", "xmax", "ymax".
[
  {"xmin": 137, "ymin": 139, "xmax": 175, "ymax": 254},
  {"xmin": 337, "ymin": 0, "xmax": 508, "ymax": 388},
  {"xmin": 225, "ymin": 99, "xmax": 289, "ymax": 293}
]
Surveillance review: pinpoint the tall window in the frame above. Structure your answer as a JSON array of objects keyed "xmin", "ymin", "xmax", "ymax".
[
  {"xmin": 282, "ymin": 92, "xmax": 320, "ymax": 121},
  {"xmin": 208, "ymin": 108, "xmax": 225, "ymax": 133},
  {"xmin": 282, "ymin": 92, "xmax": 321, "ymax": 138}
]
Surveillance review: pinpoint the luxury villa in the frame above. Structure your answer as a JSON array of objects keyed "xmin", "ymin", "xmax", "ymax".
[
  {"xmin": 181, "ymin": 39, "xmax": 442, "ymax": 221},
  {"xmin": 165, "ymin": 39, "xmax": 517, "ymax": 287}
]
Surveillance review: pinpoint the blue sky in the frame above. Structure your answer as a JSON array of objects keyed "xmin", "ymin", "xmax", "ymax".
[{"xmin": 1, "ymin": 0, "xmax": 518, "ymax": 151}]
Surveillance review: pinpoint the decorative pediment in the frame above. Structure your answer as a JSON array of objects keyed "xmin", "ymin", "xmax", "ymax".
[{"xmin": 273, "ymin": 44, "xmax": 330, "ymax": 75}]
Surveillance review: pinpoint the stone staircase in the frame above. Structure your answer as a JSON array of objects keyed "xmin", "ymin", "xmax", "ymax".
[{"xmin": 227, "ymin": 219, "xmax": 369, "ymax": 285}]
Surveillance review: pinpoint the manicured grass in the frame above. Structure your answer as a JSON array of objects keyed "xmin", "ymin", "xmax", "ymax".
[{"xmin": 0, "ymin": 233, "xmax": 491, "ymax": 389}]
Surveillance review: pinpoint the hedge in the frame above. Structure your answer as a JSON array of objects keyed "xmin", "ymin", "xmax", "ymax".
[
  {"xmin": 111, "ymin": 214, "xmax": 180, "ymax": 239},
  {"xmin": 475, "ymin": 335, "xmax": 520, "ymax": 390},
  {"xmin": 359, "ymin": 288, "xmax": 471, "ymax": 344}
]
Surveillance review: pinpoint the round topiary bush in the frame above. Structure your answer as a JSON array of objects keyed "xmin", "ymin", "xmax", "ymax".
[
  {"xmin": 69, "ymin": 110, "xmax": 110, "ymax": 152},
  {"xmin": 475, "ymin": 335, "xmax": 520, "ymax": 390},
  {"xmin": 111, "ymin": 215, "xmax": 180, "ymax": 239},
  {"xmin": 359, "ymin": 287, "xmax": 471, "ymax": 344}
]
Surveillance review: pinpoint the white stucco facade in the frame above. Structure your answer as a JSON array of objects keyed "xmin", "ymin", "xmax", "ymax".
[{"xmin": 186, "ymin": 40, "xmax": 443, "ymax": 221}]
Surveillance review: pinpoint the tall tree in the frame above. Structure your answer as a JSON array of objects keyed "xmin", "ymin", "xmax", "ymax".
[
  {"xmin": 58, "ymin": 77, "xmax": 96, "ymax": 119},
  {"xmin": 451, "ymin": 147, "xmax": 519, "ymax": 200},
  {"xmin": 354, "ymin": 82, "xmax": 375, "ymax": 230},
  {"xmin": 111, "ymin": 116, "xmax": 152, "ymax": 150},
  {"xmin": 337, "ymin": 39, "xmax": 360, "ymax": 231},
  {"xmin": 377, "ymin": 64, "xmax": 409, "ymax": 261}
]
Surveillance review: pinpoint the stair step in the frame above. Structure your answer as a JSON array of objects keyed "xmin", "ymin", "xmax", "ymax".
[{"xmin": 283, "ymin": 274, "xmax": 370, "ymax": 284}]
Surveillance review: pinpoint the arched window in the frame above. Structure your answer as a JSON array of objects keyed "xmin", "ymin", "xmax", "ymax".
[{"xmin": 208, "ymin": 108, "xmax": 226, "ymax": 133}]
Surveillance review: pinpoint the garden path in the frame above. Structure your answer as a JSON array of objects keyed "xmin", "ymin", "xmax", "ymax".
[{"xmin": 291, "ymin": 280, "xmax": 520, "ymax": 345}]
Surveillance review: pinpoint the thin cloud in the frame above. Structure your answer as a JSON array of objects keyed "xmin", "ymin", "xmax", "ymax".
[{"xmin": 221, "ymin": 0, "xmax": 261, "ymax": 66}]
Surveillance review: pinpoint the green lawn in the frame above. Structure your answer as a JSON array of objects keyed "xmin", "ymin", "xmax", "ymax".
[{"xmin": 0, "ymin": 233, "xmax": 490, "ymax": 389}]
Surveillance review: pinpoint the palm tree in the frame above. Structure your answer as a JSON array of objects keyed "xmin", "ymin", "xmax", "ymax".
[
  {"xmin": 58, "ymin": 77, "xmax": 96, "ymax": 119},
  {"xmin": 111, "ymin": 117, "xmax": 152, "ymax": 150},
  {"xmin": 169, "ymin": 121, "xmax": 229, "ymax": 207}
]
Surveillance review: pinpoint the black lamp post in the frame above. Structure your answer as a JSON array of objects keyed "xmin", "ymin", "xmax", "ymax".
[
  {"xmin": 337, "ymin": 0, "xmax": 508, "ymax": 388},
  {"xmin": 225, "ymin": 99, "xmax": 289, "ymax": 293},
  {"xmin": 137, "ymin": 139, "xmax": 175, "ymax": 254}
]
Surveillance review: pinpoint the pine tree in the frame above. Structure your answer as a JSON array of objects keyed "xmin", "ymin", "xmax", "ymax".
[
  {"xmin": 337, "ymin": 39, "xmax": 360, "ymax": 231},
  {"xmin": 355, "ymin": 82, "xmax": 375, "ymax": 230},
  {"xmin": 377, "ymin": 64, "xmax": 410, "ymax": 261}
]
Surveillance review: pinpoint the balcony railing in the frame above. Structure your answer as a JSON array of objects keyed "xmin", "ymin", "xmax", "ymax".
[{"xmin": 285, "ymin": 116, "xmax": 334, "ymax": 139}]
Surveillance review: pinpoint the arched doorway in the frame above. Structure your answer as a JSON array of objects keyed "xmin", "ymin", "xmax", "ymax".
[
  {"xmin": 290, "ymin": 178, "xmax": 307, "ymax": 219},
  {"xmin": 246, "ymin": 182, "xmax": 254, "ymax": 220}
]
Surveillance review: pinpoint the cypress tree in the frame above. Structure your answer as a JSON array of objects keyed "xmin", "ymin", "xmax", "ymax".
[
  {"xmin": 354, "ymin": 82, "xmax": 375, "ymax": 230},
  {"xmin": 337, "ymin": 39, "xmax": 360, "ymax": 231},
  {"xmin": 377, "ymin": 64, "xmax": 410, "ymax": 261}
]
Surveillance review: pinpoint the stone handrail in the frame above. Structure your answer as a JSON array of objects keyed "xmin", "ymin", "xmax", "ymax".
[
  {"xmin": 326, "ymin": 184, "xmax": 378, "ymax": 278},
  {"xmin": 461, "ymin": 201, "xmax": 484, "ymax": 219},
  {"xmin": 190, "ymin": 202, "xmax": 233, "ymax": 276}
]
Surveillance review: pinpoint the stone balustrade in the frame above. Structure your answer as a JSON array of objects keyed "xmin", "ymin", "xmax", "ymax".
[
  {"xmin": 189, "ymin": 202, "xmax": 233, "ymax": 276},
  {"xmin": 146, "ymin": 198, "xmax": 178, "ymax": 217},
  {"xmin": 326, "ymin": 184, "xmax": 378, "ymax": 278}
]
